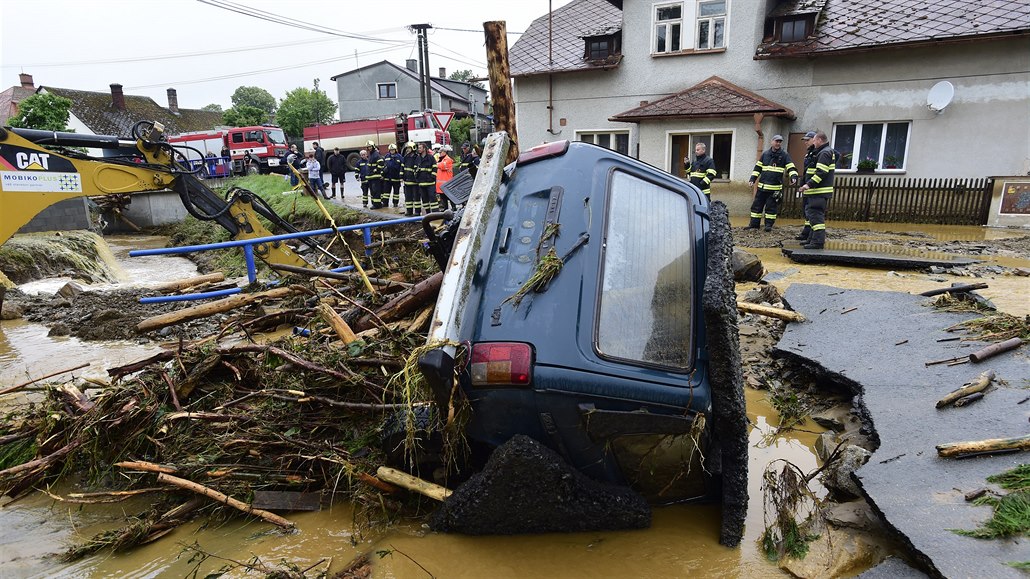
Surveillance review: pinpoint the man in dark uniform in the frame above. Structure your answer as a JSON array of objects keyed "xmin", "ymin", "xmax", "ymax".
[
  {"xmin": 401, "ymin": 142, "xmax": 419, "ymax": 216},
  {"xmin": 383, "ymin": 143, "xmax": 404, "ymax": 209},
  {"xmin": 797, "ymin": 131, "xmax": 837, "ymax": 250},
  {"xmin": 365, "ymin": 140, "xmax": 384, "ymax": 209},
  {"xmin": 356, "ymin": 149, "xmax": 372, "ymax": 207},
  {"xmin": 797, "ymin": 131, "xmax": 817, "ymax": 241},
  {"xmin": 312, "ymin": 141, "xmax": 327, "ymax": 195},
  {"xmin": 458, "ymin": 141, "xmax": 480, "ymax": 180},
  {"xmin": 683, "ymin": 142, "xmax": 716, "ymax": 197},
  {"xmin": 415, "ymin": 142, "xmax": 437, "ymax": 216},
  {"xmin": 748, "ymin": 135, "xmax": 798, "ymax": 231},
  {"xmin": 326, "ymin": 147, "xmax": 347, "ymax": 199}
]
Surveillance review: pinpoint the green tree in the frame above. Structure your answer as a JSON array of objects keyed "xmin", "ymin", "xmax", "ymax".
[
  {"xmin": 448, "ymin": 69, "xmax": 484, "ymax": 89},
  {"xmin": 276, "ymin": 87, "xmax": 336, "ymax": 137},
  {"xmin": 222, "ymin": 104, "xmax": 267, "ymax": 127},
  {"xmin": 201, "ymin": 103, "xmax": 223, "ymax": 112},
  {"xmin": 448, "ymin": 116, "xmax": 475, "ymax": 148},
  {"xmin": 7, "ymin": 93, "xmax": 73, "ymax": 130},
  {"xmin": 230, "ymin": 86, "xmax": 276, "ymax": 117}
]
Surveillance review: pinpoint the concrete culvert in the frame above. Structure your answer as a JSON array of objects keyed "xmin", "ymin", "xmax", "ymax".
[{"xmin": 429, "ymin": 435, "xmax": 651, "ymax": 535}]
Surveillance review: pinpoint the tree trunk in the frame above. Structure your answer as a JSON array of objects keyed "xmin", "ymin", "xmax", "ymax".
[
  {"xmin": 354, "ymin": 271, "xmax": 443, "ymax": 332},
  {"xmin": 136, "ymin": 286, "xmax": 299, "ymax": 333},
  {"xmin": 936, "ymin": 434, "xmax": 1030, "ymax": 458}
]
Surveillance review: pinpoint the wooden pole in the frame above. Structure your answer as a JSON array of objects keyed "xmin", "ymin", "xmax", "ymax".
[
  {"xmin": 484, "ymin": 21, "xmax": 519, "ymax": 164},
  {"xmin": 936, "ymin": 434, "xmax": 1030, "ymax": 458},
  {"xmin": 918, "ymin": 282, "xmax": 989, "ymax": 297},
  {"xmin": 136, "ymin": 286, "xmax": 298, "ymax": 333},
  {"xmin": 935, "ymin": 370, "xmax": 994, "ymax": 408},
  {"xmin": 151, "ymin": 273, "xmax": 226, "ymax": 293},
  {"xmin": 157, "ymin": 473, "xmax": 295, "ymax": 528},
  {"xmin": 0, "ymin": 362, "xmax": 91, "ymax": 396},
  {"xmin": 969, "ymin": 337, "xmax": 1022, "ymax": 363},
  {"xmin": 736, "ymin": 302, "xmax": 805, "ymax": 323},
  {"xmin": 375, "ymin": 466, "xmax": 452, "ymax": 501}
]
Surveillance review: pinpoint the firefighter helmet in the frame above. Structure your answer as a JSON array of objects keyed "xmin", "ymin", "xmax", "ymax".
[
  {"xmin": 388, "ymin": 143, "xmax": 397, "ymax": 151},
  {"xmin": 366, "ymin": 140, "xmax": 376, "ymax": 148}
]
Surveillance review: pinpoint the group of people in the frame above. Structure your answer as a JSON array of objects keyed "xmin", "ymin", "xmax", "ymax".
[
  {"xmin": 683, "ymin": 129, "xmax": 837, "ymax": 250},
  {"xmin": 283, "ymin": 139, "xmax": 480, "ymax": 217}
]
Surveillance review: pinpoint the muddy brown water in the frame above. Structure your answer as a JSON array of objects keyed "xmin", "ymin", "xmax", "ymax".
[{"xmin": 1, "ymin": 224, "xmax": 1027, "ymax": 577}]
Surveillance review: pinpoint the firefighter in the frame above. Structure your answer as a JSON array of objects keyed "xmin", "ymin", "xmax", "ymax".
[
  {"xmin": 416, "ymin": 142, "xmax": 437, "ymax": 216},
  {"xmin": 365, "ymin": 140, "xmax": 384, "ymax": 209},
  {"xmin": 748, "ymin": 135, "xmax": 798, "ymax": 231},
  {"xmin": 796, "ymin": 131, "xmax": 818, "ymax": 241},
  {"xmin": 383, "ymin": 143, "xmax": 403, "ymax": 210},
  {"xmin": 401, "ymin": 142, "xmax": 419, "ymax": 216},
  {"xmin": 797, "ymin": 130, "xmax": 837, "ymax": 250},
  {"xmin": 683, "ymin": 142, "xmax": 717, "ymax": 197},
  {"xmin": 356, "ymin": 149, "xmax": 373, "ymax": 207},
  {"xmin": 458, "ymin": 141, "xmax": 480, "ymax": 180}
]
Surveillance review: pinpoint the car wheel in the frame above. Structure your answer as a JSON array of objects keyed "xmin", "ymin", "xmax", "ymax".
[{"xmin": 345, "ymin": 152, "xmax": 361, "ymax": 172}]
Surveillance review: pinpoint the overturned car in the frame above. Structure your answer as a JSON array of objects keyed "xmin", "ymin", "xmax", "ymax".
[{"xmin": 413, "ymin": 133, "xmax": 747, "ymax": 545}]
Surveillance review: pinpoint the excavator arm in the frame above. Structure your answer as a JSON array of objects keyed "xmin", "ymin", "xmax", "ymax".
[{"xmin": 0, "ymin": 121, "xmax": 323, "ymax": 271}]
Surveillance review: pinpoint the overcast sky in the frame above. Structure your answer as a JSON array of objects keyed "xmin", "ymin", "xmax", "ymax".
[{"xmin": 1, "ymin": 0, "xmax": 573, "ymax": 112}]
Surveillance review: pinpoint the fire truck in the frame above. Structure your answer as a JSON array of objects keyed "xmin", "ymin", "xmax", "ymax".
[
  {"xmin": 303, "ymin": 111, "xmax": 451, "ymax": 170},
  {"xmin": 166, "ymin": 125, "xmax": 290, "ymax": 177}
]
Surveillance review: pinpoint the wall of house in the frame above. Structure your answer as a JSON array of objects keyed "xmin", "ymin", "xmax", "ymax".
[{"xmin": 336, "ymin": 64, "xmax": 431, "ymax": 121}]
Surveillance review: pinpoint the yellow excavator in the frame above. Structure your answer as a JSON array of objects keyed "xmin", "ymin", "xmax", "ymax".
[{"xmin": 0, "ymin": 120, "xmax": 326, "ymax": 270}]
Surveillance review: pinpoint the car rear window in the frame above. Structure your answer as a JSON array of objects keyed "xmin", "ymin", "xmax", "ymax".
[{"xmin": 597, "ymin": 171, "xmax": 693, "ymax": 370}]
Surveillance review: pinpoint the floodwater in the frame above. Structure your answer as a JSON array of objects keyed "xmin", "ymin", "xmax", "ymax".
[{"xmin": 2, "ymin": 223, "xmax": 1028, "ymax": 577}]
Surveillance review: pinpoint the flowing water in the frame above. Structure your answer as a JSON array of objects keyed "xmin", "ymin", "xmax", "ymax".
[{"xmin": 1, "ymin": 225, "xmax": 1028, "ymax": 578}]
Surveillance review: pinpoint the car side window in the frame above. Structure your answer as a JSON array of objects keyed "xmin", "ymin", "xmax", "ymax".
[{"xmin": 597, "ymin": 171, "xmax": 693, "ymax": 370}]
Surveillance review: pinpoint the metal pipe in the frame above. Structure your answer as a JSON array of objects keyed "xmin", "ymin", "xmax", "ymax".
[
  {"xmin": 244, "ymin": 244, "xmax": 257, "ymax": 284},
  {"xmin": 7, "ymin": 127, "xmax": 122, "ymax": 149},
  {"xmin": 139, "ymin": 288, "xmax": 242, "ymax": 304}
]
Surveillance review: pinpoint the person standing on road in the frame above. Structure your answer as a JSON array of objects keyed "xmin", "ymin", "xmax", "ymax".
[
  {"xmin": 365, "ymin": 140, "xmax": 384, "ymax": 209},
  {"xmin": 286, "ymin": 144, "xmax": 301, "ymax": 187},
  {"xmin": 383, "ymin": 143, "xmax": 404, "ymax": 209},
  {"xmin": 458, "ymin": 141, "xmax": 480, "ymax": 180},
  {"xmin": 748, "ymin": 135, "xmax": 798, "ymax": 231},
  {"xmin": 797, "ymin": 131, "xmax": 818, "ymax": 242},
  {"xmin": 356, "ymin": 149, "xmax": 373, "ymax": 207},
  {"xmin": 305, "ymin": 151, "xmax": 324, "ymax": 196},
  {"xmin": 416, "ymin": 142, "xmax": 437, "ymax": 216},
  {"xmin": 684, "ymin": 142, "xmax": 716, "ymax": 197},
  {"xmin": 401, "ymin": 142, "xmax": 419, "ymax": 216},
  {"xmin": 326, "ymin": 147, "xmax": 347, "ymax": 198},
  {"xmin": 797, "ymin": 131, "xmax": 837, "ymax": 250},
  {"xmin": 435, "ymin": 145, "xmax": 455, "ymax": 211}
]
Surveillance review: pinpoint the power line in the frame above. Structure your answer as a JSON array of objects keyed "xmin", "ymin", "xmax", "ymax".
[
  {"xmin": 434, "ymin": 26, "xmax": 524, "ymax": 35},
  {"xmin": 196, "ymin": 0, "xmax": 409, "ymax": 45}
]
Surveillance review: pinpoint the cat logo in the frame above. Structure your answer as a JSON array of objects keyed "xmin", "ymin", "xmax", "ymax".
[{"xmin": 15, "ymin": 151, "xmax": 51, "ymax": 171}]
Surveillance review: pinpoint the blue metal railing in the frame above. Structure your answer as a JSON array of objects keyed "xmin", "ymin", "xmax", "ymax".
[{"xmin": 132, "ymin": 215, "xmax": 424, "ymax": 303}]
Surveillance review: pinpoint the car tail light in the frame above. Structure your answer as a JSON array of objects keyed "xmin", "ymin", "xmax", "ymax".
[
  {"xmin": 470, "ymin": 342, "xmax": 533, "ymax": 387},
  {"xmin": 517, "ymin": 140, "xmax": 569, "ymax": 166}
]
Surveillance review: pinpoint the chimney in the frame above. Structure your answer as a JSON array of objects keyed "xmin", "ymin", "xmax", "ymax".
[
  {"xmin": 19, "ymin": 73, "xmax": 34, "ymax": 89},
  {"xmin": 110, "ymin": 83, "xmax": 125, "ymax": 110},
  {"xmin": 167, "ymin": 88, "xmax": 179, "ymax": 114},
  {"xmin": 439, "ymin": 67, "xmax": 446, "ymax": 78},
  {"xmin": 406, "ymin": 59, "xmax": 418, "ymax": 72}
]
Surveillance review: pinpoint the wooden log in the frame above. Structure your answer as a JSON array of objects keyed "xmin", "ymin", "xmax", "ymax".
[
  {"xmin": 736, "ymin": 302, "xmax": 805, "ymax": 323},
  {"xmin": 0, "ymin": 362, "xmax": 91, "ymax": 396},
  {"xmin": 953, "ymin": 392, "xmax": 985, "ymax": 407},
  {"xmin": 918, "ymin": 282, "xmax": 989, "ymax": 297},
  {"xmin": 484, "ymin": 21, "xmax": 519, "ymax": 163},
  {"xmin": 156, "ymin": 473, "xmax": 295, "ymax": 528},
  {"xmin": 969, "ymin": 337, "xmax": 1023, "ymax": 363},
  {"xmin": 151, "ymin": 273, "xmax": 226, "ymax": 293},
  {"xmin": 136, "ymin": 286, "xmax": 299, "ymax": 333},
  {"xmin": 375, "ymin": 466, "xmax": 452, "ymax": 501},
  {"xmin": 936, "ymin": 434, "xmax": 1030, "ymax": 458},
  {"xmin": 0, "ymin": 440, "xmax": 81, "ymax": 478},
  {"xmin": 317, "ymin": 302, "xmax": 358, "ymax": 344},
  {"xmin": 114, "ymin": 460, "xmax": 178, "ymax": 474},
  {"xmin": 251, "ymin": 490, "xmax": 321, "ymax": 512},
  {"xmin": 354, "ymin": 271, "xmax": 443, "ymax": 332},
  {"xmin": 108, "ymin": 351, "xmax": 175, "ymax": 378},
  {"xmin": 936, "ymin": 370, "xmax": 995, "ymax": 408}
]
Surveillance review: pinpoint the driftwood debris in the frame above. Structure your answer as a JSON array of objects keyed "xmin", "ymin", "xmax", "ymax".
[
  {"xmin": 317, "ymin": 302, "xmax": 358, "ymax": 344},
  {"xmin": 953, "ymin": 392, "xmax": 985, "ymax": 407},
  {"xmin": 136, "ymin": 286, "xmax": 301, "ymax": 333},
  {"xmin": 969, "ymin": 337, "xmax": 1023, "ymax": 363},
  {"xmin": 375, "ymin": 466, "xmax": 452, "ymax": 501},
  {"xmin": 918, "ymin": 283, "xmax": 990, "ymax": 297},
  {"xmin": 354, "ymin": 271, "xmax": 443, "ymax": 332},
  {"xmin": 151, "ymin": 273, "xmax": 226, "ymax": 293},
  {"xmin": 736, "ymin": 302, "xmax": 805, "ymax": 323},
  {"xmin": 936, "ymin": 434, "xmax": 1030, "ymax": 458},
  {"xmin": 157, "ymin": 473, "xmax": 295, "ymax": 528},
  {"xmin": 0, "ymin": 362, "xmax": 91, "ymax": 396},
  {"xmin": 936, "ymin": 370, "xmax": 995, "ymax": 408},
  {"xmin": 251, "ymin": 490, "xmax": 321, "ymax": 512}
]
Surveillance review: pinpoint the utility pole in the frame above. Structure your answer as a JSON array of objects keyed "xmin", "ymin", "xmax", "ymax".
[{"xmin": 409, "ymin": 24, "xmax": 433, "ymax": 110}]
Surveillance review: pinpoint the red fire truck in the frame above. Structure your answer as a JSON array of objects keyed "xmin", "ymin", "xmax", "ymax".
[
  {"xmin": 167, "ymin": 125, "xmax": 290, "ymax": 177},
  {"xmin": 304, "ymin": 111, "xmax": 451, "ymax": 170}
]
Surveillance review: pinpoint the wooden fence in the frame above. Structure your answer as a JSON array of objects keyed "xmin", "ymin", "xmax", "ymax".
[{"xmin": 776, "ymin": 177, "xmax": 994, "ymax": 225}]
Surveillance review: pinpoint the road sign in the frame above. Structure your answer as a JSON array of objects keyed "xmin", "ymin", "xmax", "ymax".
[{"xmin": 433, "ymin": 112, "xmax": 455, "ymax": 132}]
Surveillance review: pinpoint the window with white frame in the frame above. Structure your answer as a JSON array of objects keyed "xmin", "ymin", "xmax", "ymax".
[
  {"xmin": 833, "ymin": 122, "xmax": 911, "ymax": 170},
  {"xmin": 652, "ymin": 1, "xmax": 729, "ymax": 54},
  {"xmin": 579, "ymin": 131, "xmax": 630, "ymax": 156},
  {"xmin": 696, "ymin": 1, "xmax": 726, "ymax": 50},
  {"xmin": 377, "ymin": 83, "xmax": 397, "ymax": 99},
  {"xmin": 653, "ymin": 3, "xmax": 683, "ymax": 54}
]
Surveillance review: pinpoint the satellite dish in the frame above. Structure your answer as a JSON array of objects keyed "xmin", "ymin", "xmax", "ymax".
[{"xmin": 927, "ymin": 81, "xmax": 954, "ymax": 114}]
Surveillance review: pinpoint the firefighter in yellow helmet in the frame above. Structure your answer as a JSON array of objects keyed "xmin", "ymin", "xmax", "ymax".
[{"xmin": 383, "ymin": 143, "xmax": 403, "ymax": 210}]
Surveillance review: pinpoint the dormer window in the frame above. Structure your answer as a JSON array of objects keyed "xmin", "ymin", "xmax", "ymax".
[
  {"xmin": 767, "ymin": 14, "xmax": 814, "ymax": 43},
  {"xmin": 584, "ymin": 34, "xmax": 620, "ymax": 61}
]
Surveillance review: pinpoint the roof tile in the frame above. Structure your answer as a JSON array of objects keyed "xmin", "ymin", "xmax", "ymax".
[
  {"xmin": 609, "ymin": 76, "xmax": 795, "ymax": 122},
  {"xmin": 510, "ymin": 0, "xmax": 623, "ymax": 77},
  {"xmin": 43, "ymin": 86, "xmax": 223, "ymax": 137}
]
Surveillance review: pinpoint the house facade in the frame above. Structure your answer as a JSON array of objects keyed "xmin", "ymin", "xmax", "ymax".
[
  {"xmin": 330, "ymin": 60, "xmax": 490, "ymax": 140},
  {"xmin": 510, "ymin": 0, "xmax": 1030, "ymax": 182}
]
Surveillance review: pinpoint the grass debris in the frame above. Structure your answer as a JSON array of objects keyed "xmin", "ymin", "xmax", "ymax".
[
  {"xmin": 760, "ymin": 459, "xmax": 822, "ymax": 561},
  {"xmin": 952, "ymin": 464, "xmax": 1030, "ymax": 540}
]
